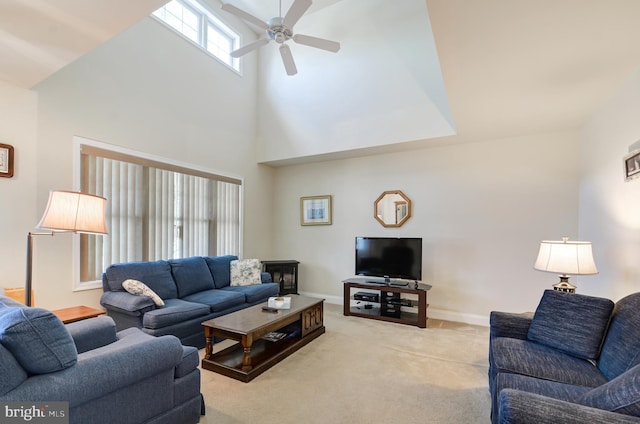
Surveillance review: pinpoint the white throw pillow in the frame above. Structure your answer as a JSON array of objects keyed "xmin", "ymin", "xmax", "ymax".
[
  {"xmin": 230, "ymin": 259, "xmax": 262, "ymax": 286},
  {"xmin": 122, "ymin": 279, "xmax": 165, "ymax": 307}
]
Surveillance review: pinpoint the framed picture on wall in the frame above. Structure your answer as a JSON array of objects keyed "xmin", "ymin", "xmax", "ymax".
[
  {"xmin": 0, "ymin": 143, "xmax": 14, "ymax": 178},
  {"xmin": 624, "ymin": 149, "xmax": 640, "ymax": 182},
  {"xmin": 300, "ymin": 195, "xmax": 332, "ymax": 226}
]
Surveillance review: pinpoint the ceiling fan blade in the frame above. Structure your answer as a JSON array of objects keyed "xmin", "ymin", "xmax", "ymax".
[
  {"xmin": 230, "ymin": 38, "xmax": 270, "ymax": 58},
  {"xmin": 293, "ymin": 34, "xmax": 340, "ymax": 53},
  {"xmin": 279, "ymin": 44, "xmax": 298, "ymax": 76},
  {"xmin": 282, "ymin": 0, "xmax": 312, "ymax": 29},
  {"xmin": 221, "ymin": 3, "xmax": 269, "ymax": 30}
]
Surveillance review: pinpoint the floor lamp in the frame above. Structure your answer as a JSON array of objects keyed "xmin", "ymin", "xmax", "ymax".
[
  {"xmin": 25, "ymin": 190, "xmax": 108, "ymax": 306},
  {"xmin": 534, "ymin": 237, "xmax": 598, "ymax": 293}
]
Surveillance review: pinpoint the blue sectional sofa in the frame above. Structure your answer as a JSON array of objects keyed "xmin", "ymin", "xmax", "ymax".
[
  {"xmin": 100, "ymin": 255, "xmax": 280, "ymax": 348},
  {"xmin": 0, "ymin": 295, "xmax": 202, "ymax": 424},
  {"xmin": 489, "ymin": 289, "xmax": 640, "ymax": 423}
]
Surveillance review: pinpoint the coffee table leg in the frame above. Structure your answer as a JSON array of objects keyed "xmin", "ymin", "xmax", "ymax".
[
  {"xmin": 204, "ymin": 328, "xmax": 213, "ymax": 360},
  {"xmin": 241, "ymin": 336, "xmax": 253, "ymax": 371}
]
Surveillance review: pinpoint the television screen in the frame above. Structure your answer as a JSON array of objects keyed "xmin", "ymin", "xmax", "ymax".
[{"xmin": 355, "ymin": 237, "xmax": 422, "ymax": 281}]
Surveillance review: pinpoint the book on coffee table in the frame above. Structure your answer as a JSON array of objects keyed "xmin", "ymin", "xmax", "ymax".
[
  {"xmin": 261, "ymin": 331, "xmax": 288, "ymax": 342},
  {"xmin": 267, "ymin": 296, "xmax": 291, "ymax": 309}
]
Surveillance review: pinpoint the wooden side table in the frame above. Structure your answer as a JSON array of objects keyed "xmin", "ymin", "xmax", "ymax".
[{"xmin": 52, "ymin": 306, "xmax": 105, "ymax": 324}]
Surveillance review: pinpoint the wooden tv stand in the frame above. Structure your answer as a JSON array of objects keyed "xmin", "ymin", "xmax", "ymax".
[{"xmin": 343, "ymin": 279, "xmax": 430, "ymax": 328}]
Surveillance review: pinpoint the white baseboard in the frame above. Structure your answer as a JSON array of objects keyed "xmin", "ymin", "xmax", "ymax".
[
  {"xmin": 427, "ymin": 308, "xmax": 489, "ymax": 327},
  {"xmin": 299, "ymin": 290, "xmax": 489, "ymax": 327},
  {"xmin": 299, "ymin": 291, "xmax": 343, "ymax": 306}
]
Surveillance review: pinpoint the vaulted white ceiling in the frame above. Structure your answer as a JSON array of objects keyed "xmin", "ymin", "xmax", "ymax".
[
  {"xmin": 428, "ymin": 0, "xmax": 640, "ymax": 144},
  {"xmin": 0, "ymin": 0, "xmax": 168, "ymax": 88},
  {"xmin": 1, "ymin": 0, "xmax": 640, "ymax": 156}
]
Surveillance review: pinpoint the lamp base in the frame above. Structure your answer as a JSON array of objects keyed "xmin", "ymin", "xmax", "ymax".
[{"xmin": 553, "ymin": 275, "xmax": 576, "ymax": 293}]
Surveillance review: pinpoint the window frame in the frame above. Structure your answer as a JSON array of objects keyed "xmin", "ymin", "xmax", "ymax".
[
  {"xmin": 72, "ymin": 136, "xmax": 244, "ymax": 291},
  {"xmin": 152, "ymin": 0, "xmax": 242, "ymax": 74}
]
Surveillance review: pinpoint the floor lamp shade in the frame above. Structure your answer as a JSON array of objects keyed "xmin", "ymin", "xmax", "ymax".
[
  {"xmin": 37, "ymin": 190, "xmax": 108, "ymax": 234},
  {"xmin": 25, "ymin": 190, "xmax": 108, "ymax": 306}
]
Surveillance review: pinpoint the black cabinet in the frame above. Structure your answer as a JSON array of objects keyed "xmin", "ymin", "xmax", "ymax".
[{"xmin": 261, "ymin": 260, "xmax": 299, "ymax": 295}]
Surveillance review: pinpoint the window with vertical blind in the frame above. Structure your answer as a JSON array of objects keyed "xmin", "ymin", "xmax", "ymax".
[{"xmin": 77, "ymin": 142, "xmax": 242, "ymax": 285}]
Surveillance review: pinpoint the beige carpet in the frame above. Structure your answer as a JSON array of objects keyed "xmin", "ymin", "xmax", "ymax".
[{"xmin": 198, "ymin": 303, "xmax": 490, "ymax": 424}]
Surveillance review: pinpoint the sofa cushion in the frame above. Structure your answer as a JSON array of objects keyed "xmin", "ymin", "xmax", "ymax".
[
  {"xmin": 0, "ymin": 306, "xmax": 77, "ymax": 375},
  {"xmin": 142, "ymin": 299, "xmax": 210, "ymax": 330},
  {"xmin": 176, "ymin": 345, "xmax": 199, "ymax": 378},
  {"xmin": 598, "ymin": 292, "xmax": 640, "ymax": 381},
  {"xmin": 169, "ymin": 257, "xmax": 215, "ymax": 298},
  {"xmin": 230, "ymin": 259, "xmax": 262, "ymax": 286},
  {"xmin": 580, "ymin": 363, "xmax": 640, "ymax": 416},
  {"xmin": 104, "ymin": 260, "xmax": 177, "ymax": 300},
  {"xmin": 182, "ymin": 289, "xmax": 245, "ymax": 312},
  {"xmin": 528, "ymin": 290, "xmax": 614, "ymax": 360},
  {"xmin": 497, "ymin": 373, "xmax": 591, "ymax": 405},
  {"xmin": 66, "ymin": 316, "xmax": 118, "ymax": 354},
  {"xmin": 222, "ymin": 282, "xmax": 281, "ymax": 304},
  {"xmin": 491, "ymin": 337, "xmax": 607, "ymax": 388},
  {"xmin": 203, "ymin": 255, "xmax": 238, "ymax": 289},
  {"xmin": 0, "ymin": 343, "xmax": 27, "ymax": 396},
  {"xmin": 123, "ymin": 279, "xmax": 165, "ymax": 307}
]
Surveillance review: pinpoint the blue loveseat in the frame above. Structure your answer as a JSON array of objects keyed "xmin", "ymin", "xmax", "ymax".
[
  {"xmin": 489, "ymin": 289, "xmax": 640, "ymax": 423},
  {"xmin": 0, "ymin": 295, "xmax": 202, "ymax": 424},
  {"xmin": 100, "ymin": 255, "xmax": 280, "ymax": 348}
]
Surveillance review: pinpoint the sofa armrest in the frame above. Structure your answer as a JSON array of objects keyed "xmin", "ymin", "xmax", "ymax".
[
  {"xmin": 66, "ymin": 316, "xmax": 117, "ymax": 354},
  {"xmin": 261, "ymin": 272, "xmax": 272, "ymax": 283},
  {"xmin": 490, "ymin": 311, "xmax": 534, "ymax": 341},
  {"xmin": 1, "ymin": 330, "xmax": 184, "ymax": 406},
  {"xmin": 100, "ymin": 290, "xmax": 155, "ymax": 315},
  {"xmin": 499, "ymin": 389, "xmax": 640, "ymax": 424}
]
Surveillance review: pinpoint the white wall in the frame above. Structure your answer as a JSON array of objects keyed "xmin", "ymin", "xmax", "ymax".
[
  {"xmin": 256, "ymin": 0, "xmax": 454, "ymax": 163},
  {"xmin": 0, "ymin": 81, "xmax": 38, "ymax": 292},
  {"xmin": 579, "ymin": 70, "xmax": 640, "ymax": 301},
  {"xmin": 25, "ymin": 16, "xmax": 273, "ymax": 309},
  {"xmin": 272, "ymin": 130, "xmax": 581, "ymax": 324}
]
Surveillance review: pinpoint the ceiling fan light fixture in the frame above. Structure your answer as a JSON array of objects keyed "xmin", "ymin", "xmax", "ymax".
[
  {"xmin": 221, "ymin": 0, "xmax": 340, "ymax": 76},
  {"xmin": 274, "ymin": 32, "xmax": 286, "ymax": 44}
]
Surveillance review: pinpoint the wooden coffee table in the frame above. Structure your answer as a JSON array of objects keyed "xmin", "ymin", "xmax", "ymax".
[{"xmin": 201, "ymin": 295, "xmax": 325, "ymax": 382}]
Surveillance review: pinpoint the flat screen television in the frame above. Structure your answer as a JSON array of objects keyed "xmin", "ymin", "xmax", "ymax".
[{"xmin": 355, "ymin": 237, "xmax": 422, "ymax": 282}]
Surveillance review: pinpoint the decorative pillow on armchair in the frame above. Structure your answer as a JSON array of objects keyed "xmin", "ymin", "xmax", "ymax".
[
  {"xmin": 230, "ymin": 259, "xmax": 262, "ymax": 286},
  {"xmin": 580, "ymin": 363, "xmax": 640, "ymax": 416},
  {"xmin": 527, "ymin": 289, "xmax": 614, "ymax": 360}
]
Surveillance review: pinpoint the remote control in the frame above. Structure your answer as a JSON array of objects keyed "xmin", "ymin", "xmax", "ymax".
[{"xmin": 262, "ymin": 306, "xmax": 279, "ymax": 313}]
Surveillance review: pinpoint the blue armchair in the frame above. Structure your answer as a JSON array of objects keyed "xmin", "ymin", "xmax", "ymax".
[
  {"xmin": 0, "ymin": 295, "xmax": 203, "ymax": 424},
  {"xmin": 489, "ymin": 290, "xmax": 640, "ymax": 423}
]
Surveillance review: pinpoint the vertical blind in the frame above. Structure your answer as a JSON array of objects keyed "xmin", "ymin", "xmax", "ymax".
[{"xmin": 79, "ymin": 145, "xmax": 242, "ymax": 282}]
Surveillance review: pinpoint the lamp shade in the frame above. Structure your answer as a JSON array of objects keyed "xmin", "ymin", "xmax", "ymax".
[
  {"xmin": 534, "ymin": 237, "xmax": 598, "ymax": 275},
  {"xmin": 37, "ymin": 190, "xmax": 108, "ymax": 234}
]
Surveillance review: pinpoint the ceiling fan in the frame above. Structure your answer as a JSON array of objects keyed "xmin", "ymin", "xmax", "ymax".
[{"xmin": 221, "ymin": 0, "xmax": 341, "ymax": 76}]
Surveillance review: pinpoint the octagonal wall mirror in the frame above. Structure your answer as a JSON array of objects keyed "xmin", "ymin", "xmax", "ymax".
[{"xmin": 374, "ymin": 190, "xmax": 412, "ymax": 228}]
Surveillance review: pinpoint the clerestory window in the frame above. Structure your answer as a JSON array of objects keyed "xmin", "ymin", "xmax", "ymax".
[{"xmin": 152, "ymin": 0, "xmax": 240, "ymax": 72}]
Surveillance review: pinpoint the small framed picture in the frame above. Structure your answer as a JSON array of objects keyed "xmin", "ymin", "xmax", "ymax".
[
  {"xmin": 0, "ymin": 143, "xmax": 14, "ymax": 178},
  {"xmin": 624, "ymin": 149, "xmax": 640, "ymax": 182},
  {"xmin": 300, "ymin": 195, "xmax": 332, "ymax": 226}
]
